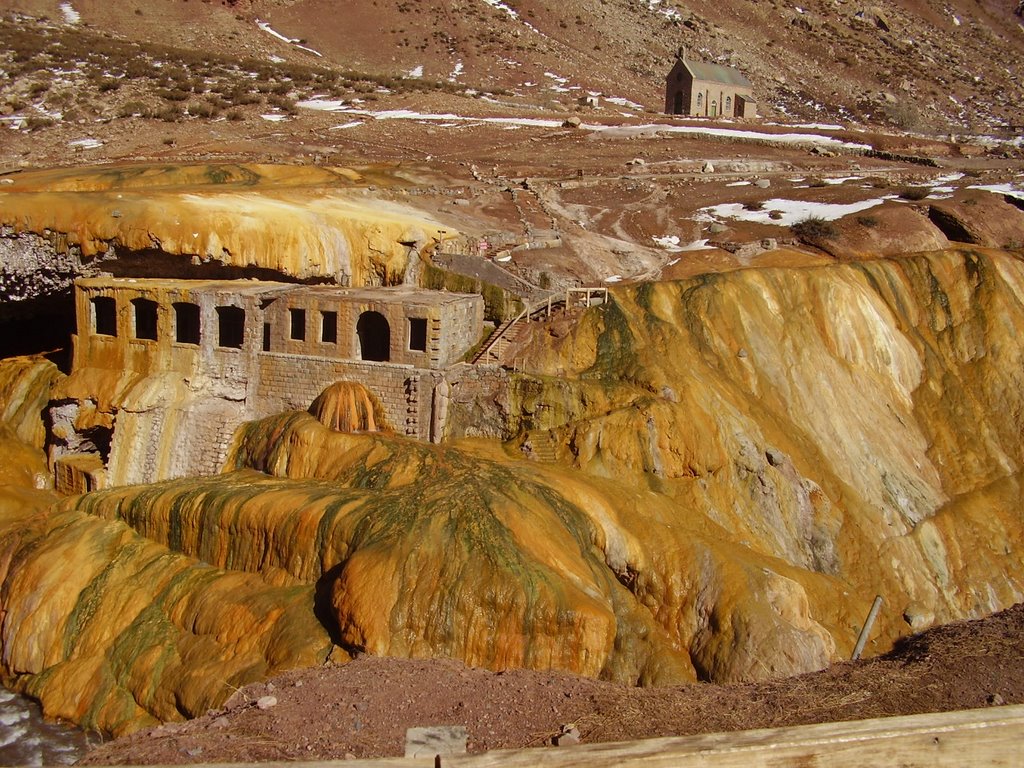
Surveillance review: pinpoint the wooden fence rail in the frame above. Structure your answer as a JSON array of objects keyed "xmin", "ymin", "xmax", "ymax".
[{"xmin": 96, "ymin": 704, "xmax": 1024, "ymax": 768}]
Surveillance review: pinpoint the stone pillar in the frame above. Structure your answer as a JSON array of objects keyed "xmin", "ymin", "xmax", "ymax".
[{"xmin": 430, "ymin": 378, "xmax": 450, "ymax": 444}]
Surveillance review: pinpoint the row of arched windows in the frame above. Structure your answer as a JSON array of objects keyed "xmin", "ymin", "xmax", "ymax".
[
  {"xmin": 695, "ymin": 94, "xmax": 733, "ymax": 111},
  {"xmin": 91, "ymin": 296, "xmax": 429, "ymax": 363}
]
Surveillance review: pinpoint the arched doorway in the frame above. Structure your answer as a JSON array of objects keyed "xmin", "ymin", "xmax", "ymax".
[{"xmin": 357, "ymin": 311, "xmax": 390, "ymax": 361}]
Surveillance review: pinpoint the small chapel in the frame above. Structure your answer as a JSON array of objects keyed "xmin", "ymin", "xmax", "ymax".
[{"xmin": 664, "ymin": 52, "xmax": 757, "ymax": 119}]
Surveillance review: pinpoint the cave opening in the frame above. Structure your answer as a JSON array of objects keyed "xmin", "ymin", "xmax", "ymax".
[
  {"xmin": 0, "ymin": 291, "xmax": 76, "ymax": 372},
  {"xmin": 928, "ymin": 206, "xmax": 979, "ymax": 244},
  {"xmin": 357, "ymin": 311, "xmax": 390, "ymax": 362}
]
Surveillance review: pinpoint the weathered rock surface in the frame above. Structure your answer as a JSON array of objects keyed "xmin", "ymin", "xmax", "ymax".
[
  {"xmin": 3, "ymin": 247, "xmax": 1024, "ymax": 738},
  {"xmin": 0, "ymin": 164, "xmax": 454, "ymax": 299},
  {"xmin": 0, "ymin": 227, "xmax": 110, "ymax": 317},
  {"xmin": 810, "ymin": 201, "xmax": 951, "ymax": 260},
  {"xmin": 928, "ymin": 193, "xmax": 1024, "ymax": 249},
  {"xmin": 0, "ymin": 359, "xmax": 334, "ymax": 736}
]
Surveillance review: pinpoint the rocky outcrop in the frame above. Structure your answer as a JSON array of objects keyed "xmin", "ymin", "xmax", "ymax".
[
  {"xmin": 0, "ymin": 163, "xmax": 456, "ymax": 300},
  {"xmin": 928, "ymin": 193, "xmax": 1024, "ymax": 248},
  {"xmin": 807, "ymin": 201, "xmax": 950, "ymax": 260},
  {"xmin": 506, "ymin": 246, "xmax": 1024, "ymax": 627},
  {"xmin": 0, "ymin": 228, "xmax": 111, "ymax": 317},
  {"xmin": 3, "ymin": 247, "xmax": 1024, "ymax": 738},
  {"xmin": 0, "ymin": 489, "xmax": 334, "ymax": 736}
]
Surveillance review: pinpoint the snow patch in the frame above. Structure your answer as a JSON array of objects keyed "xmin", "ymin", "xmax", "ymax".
[
  {"xmin": 593, "ymin": 122, "xmax": 871, "ymax": 150},
  {"xmin": 68, "ymin": 138, "xmax": 102, "ymax": 149},
  {"xmin": 59, "ymin": 3, "xmax": 80, "ymax": 24},
  {"xmin": 653, "ymin": 235, "xmax": 682, "ymax": 249},
  {"xmin": 638, "ymin": 0, "xmax": 682, "ymax": 22},
  {"xmin": 968, "ymin": 183, "xmax": 1024, "ymax": 201},
  {"xmin": 726, "ymin": 181, "xmax": 751, "ymax": 187},
  {"xmin": 408, "ymin": 65, "xmax": 424, "ymax": 78},
  {"xmin": 261, "ymin": 113, "xmax": 289, "ymax": 122},
  {"xmin": 480, "ymin": 0, "xmax": 519, "ymax": 20},
  {"xmin": 257, "ymin": 19, "xmax": 296, "ymax": 43},
  {"xmin": 449, "ymin": 61, "xmax": 464, "ymax": 81},
  {"xmin": 605, "ymin": 96, "xmax": 644, "ymax": 110},
  {"xmin": 703, "ymin": 197, "xmax": 892, "ymax": 226},
  {"xmin": 256, "ymin": 19, "xmax": 323, "ymax": 56},
  {"xmin": 295, "ymin": 101, "xmax": 564, "ymax": 128},
  {"xmin": 604, "ymin": 274, "xmax": 623, "ymax": 283}
]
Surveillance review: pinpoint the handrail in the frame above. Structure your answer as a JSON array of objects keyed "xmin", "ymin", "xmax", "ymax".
[{"xmin": 471, "ymin": 287, "xmax": 608, "ymax": 365}]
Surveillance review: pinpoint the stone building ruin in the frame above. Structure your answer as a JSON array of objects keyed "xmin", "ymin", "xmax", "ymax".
[
  {"xmin": 50, "ymin": 278, "xmax": 484, "ymax": 492},
  {"xmin": 665, "ymin": 55, "xmax": 756, "ymax": 118}
]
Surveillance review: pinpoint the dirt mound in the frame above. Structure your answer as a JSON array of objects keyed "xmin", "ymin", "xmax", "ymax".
[{"xmin": 81, "ymin": 603, "xmax": 1024, "ymax": 764}]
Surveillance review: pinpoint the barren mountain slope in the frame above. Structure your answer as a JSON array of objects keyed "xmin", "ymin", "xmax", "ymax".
[{"xmin": 3, "ymin": 0, "xmax": 1023, "ymax": 133}]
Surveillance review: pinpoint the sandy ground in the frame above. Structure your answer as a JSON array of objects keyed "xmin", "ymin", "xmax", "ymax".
[{"xmin": 81, "ymin": 603, "xmax": 1024, "ymax": 764}]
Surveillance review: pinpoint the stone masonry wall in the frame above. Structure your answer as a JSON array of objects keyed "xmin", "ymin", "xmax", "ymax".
[{"xmin": 256, "ymin": 353, "xmax": 444, "ymax": 439}]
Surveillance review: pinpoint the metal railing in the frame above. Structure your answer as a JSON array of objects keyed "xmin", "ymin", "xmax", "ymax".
[{"xmin": 471, "ymin": 288, "xmax": 608, "ymax": 366}]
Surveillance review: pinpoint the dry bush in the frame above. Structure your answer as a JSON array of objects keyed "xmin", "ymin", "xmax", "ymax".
[
  {"xmin": 898, "ymin": 187, "xmax": 930, "ymax": 201},
  {"xmin": 791, "ymin": 216, "xmax": 838, "ymax": 241}
]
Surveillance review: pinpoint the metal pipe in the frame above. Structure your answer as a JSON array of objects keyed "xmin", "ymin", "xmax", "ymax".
[{"xmin": 852, "ymin": 595, "xmax": 884, "ymax": 660}]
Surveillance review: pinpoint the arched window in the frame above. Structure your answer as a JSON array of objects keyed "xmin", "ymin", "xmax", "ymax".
[
  {"xmin": 91, "ymin": 296, "xmax": 117, "ymax": 337},
  {"xmin": 216, "ymin": 305, "xmax": 245, "ymax": 349},
  {"xmin": 174, "ymin": 302, "xmax": 200, "ymax": 345},
  {"xmin": 725, "ymin": 96, "xmax": 732, "ymax": 112},
  {"xmin": 131, "ymin": 298, "xmax": 158, "ymax": 340},
  {"xmin": 696, "ymin": 93, "xmax": 703, "ymax": 107},
  {"xmin": 357, "ymin": 311, "xmax": 390, "ymax": 362}
]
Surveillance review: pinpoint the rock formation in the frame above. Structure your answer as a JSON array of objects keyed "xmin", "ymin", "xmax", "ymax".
[
  {"xmin": 0, "ymin": 164, "xmax": 455, "ymax": 307},
  {"xmin": 2, "ymin": 247, "xmax": 1024, "ymax": 738}
]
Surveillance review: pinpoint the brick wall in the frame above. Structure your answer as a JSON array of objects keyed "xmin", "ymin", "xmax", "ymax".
[{"xmin": 256, "ymin": 353, "xmax": 445, "ymax": 439}]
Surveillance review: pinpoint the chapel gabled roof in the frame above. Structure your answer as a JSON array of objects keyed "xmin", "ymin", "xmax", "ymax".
[{"xmin": 679, "ymin": 59, "xmax": 753, "ymax": 89}]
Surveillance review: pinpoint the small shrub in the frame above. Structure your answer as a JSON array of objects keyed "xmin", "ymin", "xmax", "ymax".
[
  {"xmin": 857, "ymin": 215, "xmax": 880, "ymax": 228},
  {"xmin": 158, "ymin": 88, "xmax": 190, "ymax": 102},
  {"xmin": 898, "ymin": 187, "xmax": 930, "ymax": 201},
  {"xmin": 118, "ymin": 100, "xmax": 149, "ymax": 117},
  {"xmin": 742, "ymin": 200, "xmax": 764, "ymax": 211},
  {"xmin": 791, "ymin": 216, "xmax": 838, "ymax": 241},
  {"xmin": 155, "ymin": 104, "xmax": 183, "ymax": 122},
  {"xmin": 188, "ymin": 101, "xmax": 219, "ymax": 118},
  {"xmin": 226, "ymin": 108, "xmax": 245, "ymax": 121},
  {"xmin": 267, "ymin": 94, "xmax": 297, "ymax": 114},
  {"xmin": 25, "ymin": 116, "xmax": 55, "ymax": 131}
]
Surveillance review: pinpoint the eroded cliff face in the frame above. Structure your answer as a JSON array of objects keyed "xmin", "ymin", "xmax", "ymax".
[
  {"xmin": 0, "ymin": 163, "xmax": 453, "ymax": 298},
  {"xmin": 505, "ymin": 246, "xmax": 1024, "ymax": 632},
  {"xmin": 0, "ymin": 359, "xmax": 333, "ymax": 736},
  {"xmin": 1, "ymin": 247, "xmax": 1023, "ymax": 738}
]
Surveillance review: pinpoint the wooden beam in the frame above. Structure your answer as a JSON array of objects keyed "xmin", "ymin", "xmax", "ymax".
[
  {"xmin": 103, "ymin": 706, "xmax": 1024, "ymax": 768},
  {"xmin": 442, "ymin": 705, "xmax": 1024, "ymax": 768}
]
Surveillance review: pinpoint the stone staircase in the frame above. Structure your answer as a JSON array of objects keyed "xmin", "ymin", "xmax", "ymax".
[
  {"xmin": 525, "ymin": 435, "xmax": 558, "ymax": 463},
  {"xmin": 472, "ymin": 287, "xmax": 609, "ymax": 367}
]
